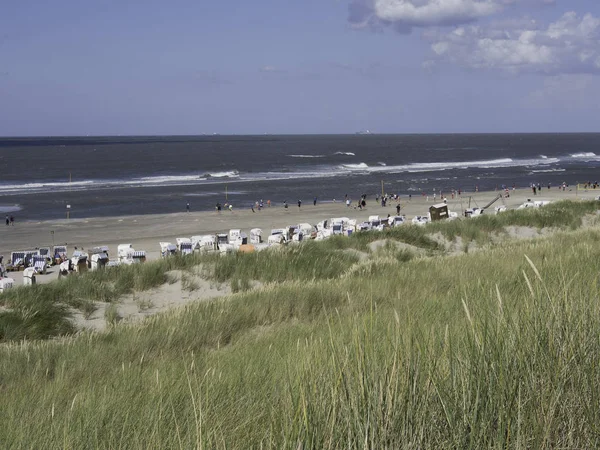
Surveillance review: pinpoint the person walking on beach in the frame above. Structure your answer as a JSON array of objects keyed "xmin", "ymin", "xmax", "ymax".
[
  {"xmin": 297, "ymin": 199, "xmax": 302, "ymax": 209},
  {"xmin": 396, "ymin": 203, "xmax": 401, "ymax": 215},
  {"xmin": 9, "ymin": 215, "xmax": 14, "ymax": 226},
  {"xmin": 5, "ymin": 215, "xmax": 8, "ymax": 226},
  {"xmin": 186, "ymin": 202, "xmax": 190, "ymax": 213},
  {"xmin": 313, "ymin": 196, "xmax": 317, "ymax": 206}
]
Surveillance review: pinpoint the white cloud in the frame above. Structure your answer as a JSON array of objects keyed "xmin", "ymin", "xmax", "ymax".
[
  {"xmin": 349, "ymin": 0, "xmax": 504, "ymax": 32},
  {"xmin": 428, "ymin": 12, "xmax": 600, "ymax": 74}
]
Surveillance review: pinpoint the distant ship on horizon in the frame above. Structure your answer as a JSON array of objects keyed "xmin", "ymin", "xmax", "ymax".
[{"xmin": 355, "ymin": 130, "xmax": 373, "ymax": 135}]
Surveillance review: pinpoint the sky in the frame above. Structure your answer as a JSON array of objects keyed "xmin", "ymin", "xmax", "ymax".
[{"xmin": 1, "ymin": 0, "xmax": 599, "ymax": 135}]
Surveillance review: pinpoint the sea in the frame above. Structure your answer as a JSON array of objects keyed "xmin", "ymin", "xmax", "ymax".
[{"xmin": 1, "ymin": 133, "xmax": 599, "ymax": 221}]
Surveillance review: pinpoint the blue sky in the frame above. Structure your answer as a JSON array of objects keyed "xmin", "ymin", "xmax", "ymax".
[{"xmin": 1, "ymin": 0, "xmax": 599, "ymax": 135}]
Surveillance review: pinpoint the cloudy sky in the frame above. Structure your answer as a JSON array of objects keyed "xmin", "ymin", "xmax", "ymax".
[{"xmin": 1, "ymin": 0, "xmax": 599, "ymax": 135}]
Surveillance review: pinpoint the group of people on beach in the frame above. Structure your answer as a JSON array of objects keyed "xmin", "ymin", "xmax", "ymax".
[{"xmin": 5, "ymin": 215, "xmax": 14, "ymax": 226}]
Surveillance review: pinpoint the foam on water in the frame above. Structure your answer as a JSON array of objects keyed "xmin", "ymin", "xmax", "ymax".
[
  {"xmin": 0, "ymin": 205, "xmax": 22, "ymax": 213},
  {"xmin": 530, "ymin": 169, "xmax": 566, "ymax": 173},
  {"xmin": 204, "ymin": 171, "xmax": 240, "ymax": 178},
  {"xmin": 341, "ymin": 163, "xmax": 369, "ymax": 169},
  {"xmin": 0, "ymin": 180, "xmax": 95, "ymax": 194},
  {"xmin": 339, "ymin": 157, "xmax": 562, "ymax": 175},
  {"xmin": 570, "ymin": 152, "xmax": 598, "ymax": 159}
]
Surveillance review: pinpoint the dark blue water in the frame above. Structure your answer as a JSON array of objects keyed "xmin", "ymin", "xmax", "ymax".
[{"xmin": 1, "ymin": 134, "xmax": 599, "ymax": 220}]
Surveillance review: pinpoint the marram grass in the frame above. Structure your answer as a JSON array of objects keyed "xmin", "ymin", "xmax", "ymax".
[{"xmin": 1, "ymin": 223, "xmax": 600, "ymax": 446}]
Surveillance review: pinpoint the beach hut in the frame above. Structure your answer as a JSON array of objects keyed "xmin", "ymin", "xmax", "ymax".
[
  {"xmin": 316, "ymin": 219, "xmax": 329, "ymax": 231},
  {"xmin": 90, "ymin": 246, "xmax": 110, "ymax": 258},
  {"xmin": 388, "ymin": 216, "xmax": 405, "ymax": 227},
  {"xmin": 296, "ymin": 223, "xmax": 314, "ymax": 236},
  {"xmin": 229, "ymin": 229, "xmax": 241, "ymax": 243},
  {"xmin": 9, "ymin": 251, "xmax": 26, "ymax": 271},
  {"xmin": 37, "ymin": 247, "xmax": 52, "ymax": 264},
  {"xmin": 32, "ymin": 255, "xmax": 47, "ymax": 274},
  {"xmin": 332, "ymin": 222, "xmax": 344, "ymax": 235},
  {"xmin": 271, "ymin": 228, "xmax": 289, "ymax": 241},
  {"xmin": 315, "ymin": 229, "xmax": 332, "ymax": 240},
  {"xmin": 0, "ymin": 277, "xmax": 15, "ymax": 293},
  {"xmin": 130, "ymin": 251, "xmax": 146, "ymax": 264},
  {"xmin": 176, "ymin": 238, "xmax": 193, "ymax": 255},
  {"xmin": 429, "ymin": 203, "xmax": 449, "ymax": 221},
  {"xmin": 58, "ymin": 260, "xmax": 71, "ymax": 277},
  {"xmin": 215, "ymin": 233, "xmax": 235, "ymax": 253},
  {"xmin": 464, "ymin": 207, "xmax": 483, "ymax": 218},
  {"xmin": 160, "ymin": 242, "xmax": 177, "ymax": 258},
  {"xmin": 23, "ymin": 267, "xmax": 37, "ymax": 285},
  {"xmin": 118, "ymin": 244, "xmax": 134, "ymax": 263},
  {"xmin": 71, "ymin": 251, "xmax": 89, "ymax": 273},
  {"xmin": 250, "ymin": 228, "xmax": 262, "ymax": 244},
  {"xmin": 368, "ymin": 215, "xmax": 381, "ymax": 225},
  {"xmin": 91, "ymin": 252, "xmax": 109, "ymax": 270},
  {"xmin": 52, "ymin": 245, "xmax": 68, "ymax": 264},
  {"xmin": 358, "ymin": 222, "xmax": 372, "ymax": 232},
  {"xmin": 267, "ymin": 234, "xmax": 286, "ymax": 246},
  {"xmin": 412, "ymin": 215, "xmax": 430, "ymax": 226},
  {"xmin": 199, "ymin": 235, "xmax": 218, "ymax": 253},
  {"xmin": 23, "ymin": 250, "xmax": 38, "ymax": 268}
]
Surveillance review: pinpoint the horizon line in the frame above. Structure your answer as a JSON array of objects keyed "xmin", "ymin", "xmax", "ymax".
[{"xmin": 1, "ymin": 131, "xmax": 600, "ymax": 139}]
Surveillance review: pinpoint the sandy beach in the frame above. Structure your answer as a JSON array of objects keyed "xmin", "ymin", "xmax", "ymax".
[{"xmin": 1, "ymin": 187, "xmax": 595, "ymax": 261}]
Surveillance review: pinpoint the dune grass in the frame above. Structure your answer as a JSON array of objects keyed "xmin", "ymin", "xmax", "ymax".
[{"xmin": 1, "ymin": 228, "xmax": 600, "ymax": 447}]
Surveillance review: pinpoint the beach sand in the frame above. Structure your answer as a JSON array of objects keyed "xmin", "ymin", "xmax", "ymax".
[
  {"xmin": 1, "ymin": 187, "xmax": 596, "ymax": 331},
  {"xmin": 1, "ymin": 187, "xmax": 594, "ymax": 262}
]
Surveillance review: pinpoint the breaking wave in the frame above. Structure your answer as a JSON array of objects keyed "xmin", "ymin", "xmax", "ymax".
[
  {"xmin": 341, "ymin": 163, "xmax": 369, "ymax": 170},
  {"xmin": 204, "ymin": 170, "xmax": 240, "ymax": 178},
  {"xmin": 570, "ymin": 152, "xmax": 598, "ymax": 159}
]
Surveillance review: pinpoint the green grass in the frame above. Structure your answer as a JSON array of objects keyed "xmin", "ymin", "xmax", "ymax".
[{"xmin": 2, "ymin": 228, "xmax": 600, "ymax": 446}]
